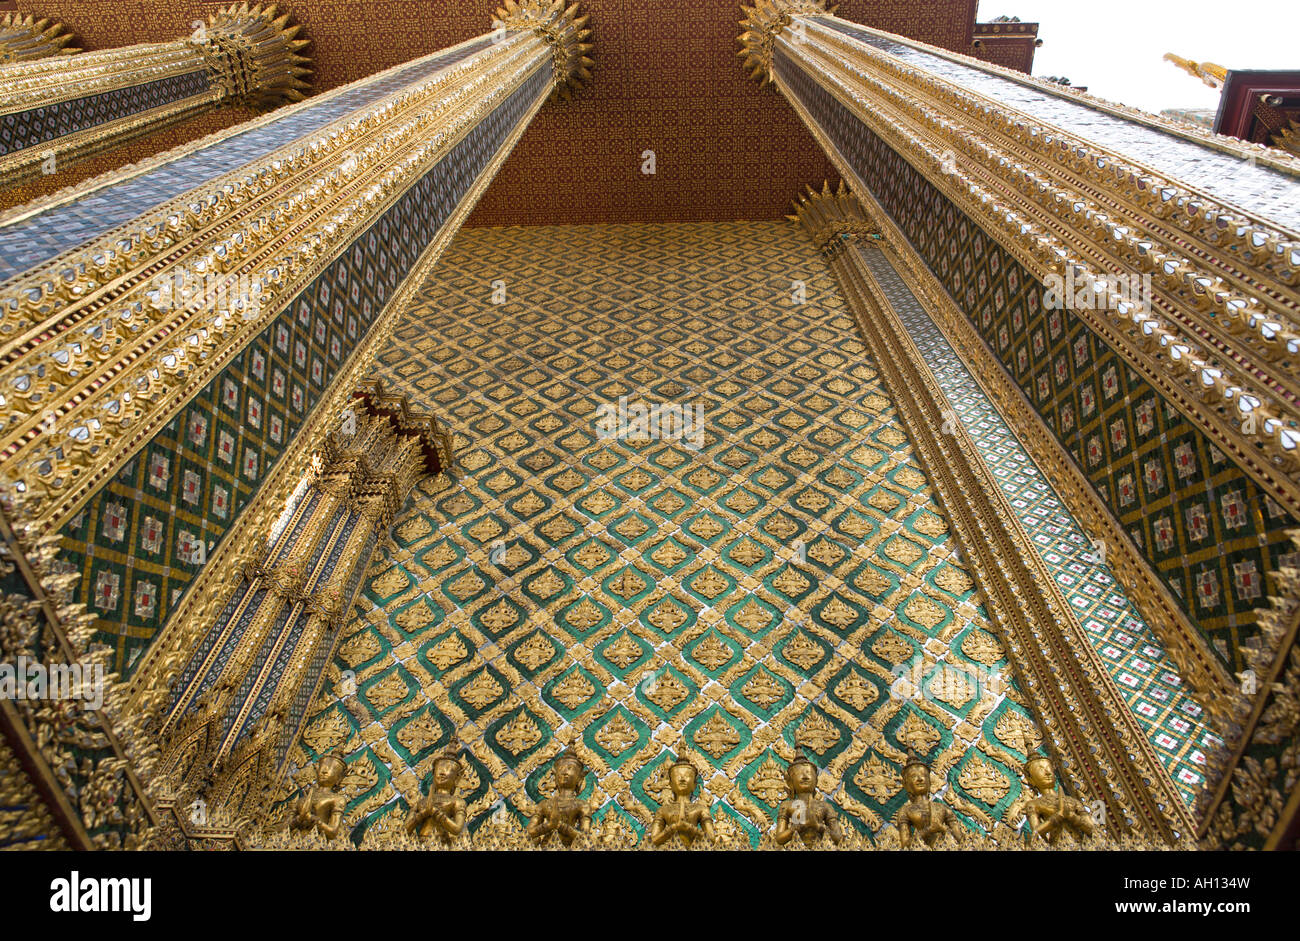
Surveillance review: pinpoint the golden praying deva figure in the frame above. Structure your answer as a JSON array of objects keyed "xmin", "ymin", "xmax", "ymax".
[
  {"xmin": 1018, "ymin": 755, "xmax": 1097, "ymax": 844},
  {"xmin": 405, "ymin": 741, "xmax": 468, "ymax": 843},
  {"xmin": 528, "ymin": 747, "xmax": 593, "ymax": 846},
  {"xmin": 290, "ymin": 752, "xmax": 348, "ymax": 841},
  {"xmin": 773, "ymin": 751, "xmax": 843, "ymax": 845},
  {"xmin": 650, "ymin": 753, "xmax": 716, "ymax": 847},
  {"xmin": 893, "ymin": 749, "xmax": 964, "ymax": 848}
]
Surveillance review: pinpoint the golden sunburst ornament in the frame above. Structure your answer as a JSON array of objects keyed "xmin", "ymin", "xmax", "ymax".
[
  {"xmin": 194, "ymin": 3, "xmax": 313, "ymax": 109},
  {"xmin": 493, "ymin": 0, "xmax": 595, "ymax": 100},
  {"xmin": 0, "ymin": 12, "xmax": 79, "ymax": 63},
  {"xmin": 738, "ymin": 0, "xmax": 834, "ymax": 85}
]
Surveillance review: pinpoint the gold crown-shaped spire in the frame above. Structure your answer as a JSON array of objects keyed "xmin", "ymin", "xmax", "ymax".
[
  {"xmin": 789, "ymin": 181, "xmax": 881, "ymax": 254},
  {"xmin": 493, "ymin": 0, "xmax": 595, "ymax": 100},
  {"xmin": 0, "ymin": 12, "xmax": 79, "ymax": 63},
  {"xmin": 738, "ymin": 0, "xmax": 835, "ymax": 85},
  {"xmin": 193, "ymin": 3, "xmax": 313, "ymax": 109}
]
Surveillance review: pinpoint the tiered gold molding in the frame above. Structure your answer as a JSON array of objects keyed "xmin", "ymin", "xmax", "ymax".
[
  {"xmin": 155, "ymin": 382, "xmax": 451, "ymax": 822},
  {"xmin": 746, "ymin": 8, "xmax": 1300, "ymax": 553},
  {"xmin": 0, "ymin": 30, "xmax": 548, "ymax": 541},
  {"xmin": 792, "ymin": 183, "xmax": 1194, "ymax": 842},
  {"xmin": 0, "ymin": 12, "xmax": 78, "ymax": 64},
  {"xmin": 0, "ymin": 3, "xmax": 310, "ymax": 186},
  {"xmin": 742, "ymin": 4, "xmax": 1300, "ymax": 718}
]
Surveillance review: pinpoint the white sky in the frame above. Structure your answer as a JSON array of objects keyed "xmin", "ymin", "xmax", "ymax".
[{"xmin": 977, "ymin": 0, "xmax": 1300, "ymax": 116}]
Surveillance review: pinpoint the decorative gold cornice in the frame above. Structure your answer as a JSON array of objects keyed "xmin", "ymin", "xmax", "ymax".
[
  {"xmin": 0, "ymin": 13, "xmax": 78, "ymax": 63},
  {"xmin": 738, "ymin": 0, "xmax": 833, "ymax": 84},
  {"xmin": 493, "ymin": 0, "xmax": 594, "ymax": 99}
]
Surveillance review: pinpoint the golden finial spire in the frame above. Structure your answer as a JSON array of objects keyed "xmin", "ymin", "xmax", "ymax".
[{"xmin": 1163, "ymin": 53, "xmax": 1228, "ymax": 90}]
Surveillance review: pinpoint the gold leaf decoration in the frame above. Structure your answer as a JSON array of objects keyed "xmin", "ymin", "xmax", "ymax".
[
  {"xmin": 819, "ymin": 595, "xmax": 860, "ymax": 630},
  {"xmin": 733, "ymin": 598, "xmax": 773, "ymax": 634},
  {"xmin": 913, "ymin": 512, "xmax": 949, "ymax": 538},
  {"xmin": 551, "ymin": 671, "xmax": 596, "ymax": 710},
  {"xmin": 935, "ymin": 565, "xmax": 974, "ymax": 596},
  {"xmin": 853, "ymin": 754, "xmax": 900, "ymax": 801},
  {"xmin": 650, "ymin": 540, "xmax": 688, "ymax": 569},
  {"xmin": 772, "ymin": 568, "xmax": 810, "ymax": 598},
  {"xmin": 904, "ymin": 595, "xmax": 947, "ymax": 630},
  {"xmin": 729, "ymin": 538, "xmax": 765, "ymax": 567},
  {"xmin": 688, "ymin": 515, "xmax": 725, "ymax": 540},
  {"xmin": 748, "ymin": 756, "xmax": 789, "ymax": 806},
  {"xmin": 647, "ymin": 597, "xmax": 689, "ymax": 632},
  {"xmin": 574, "ymin": 542, "xmax": 612, "ymax": 569},
  {"xmin": 808, "ymin": 539, "xmax": 845, "ymax": 566},
  {"xmin": 958, "ymin": 753, "xmax": 1011, "ymax": 805},
  {"xmin": 525, "ymin": 569, "xmax": 566, "ymax": 600},
  {"xmin": 896, "ymin": 712, "xmax": 942, "ymax": 753},
  {"xmin": 467, "ymin": 518, "xmax": 504, "ymax": 542},
  {"xmin": 372, "ymin": 567, "xmax": 409, "ymax": 597},
  {"xmin": 695, "ymin": 712, "xmax": 741, "ymax": 758},
  {"xmin": 834, "ymin": 672, "xmax": 879, "ymax": 711},
  {"xmin": 564, "ymin": 597, "xmax": 605, "ymax": 632},
  {"xmin": 884, "ymin": 538, "xmax": 924, "ymax": 567},
  {"xmin": 794, "ymin": 709, "xmax": 840, "ymax": 755},
  {"xmin": 961, "ymin": 629, "xmax": 1004, "ymax": 666},
  {"xmin": 513, "ymin": 632, "xmax": 557, "ymax": 670},
  {"xmin": 782, "ymin": 632, "xmax": 824, "ymax": 670},
  {"xmin": 365, "ymin": 672, "xmax": 411, "ymax": 711},
  {"xmin": 690, "ymin": 568, "xmax": 729, "ymax": 600},
  {"xmin": 690, "ymin": 633, "xmax": 733, "ymax": 671},
  {"xmin": 427, "ymin": 634, "xmax": 468, "ymax": 670},
  {"xmin": 871, "ymin": 632, "xmax": 912, "ymax": 664},
  {"xmin": 339, "ymin": 630, "xmax": 381, "ymax": 667},
  {"xmin": 594, "ymin": 712, "xmax": 640, "ymax": 757},
  {"xmin": 742, "ymin": 670, "xmax": 785, "ymax": 709},
  {"xmin": 645, "ymin": 672, "xmax": 690, "ymax": 712},
  {"xmin": 396, "ymin": 712, "xmax": 443, "ymax": 755},
  {"xmin": 396, "ymin": 602, "xmax": 437, "ymax": 633},
  {"xmin": 460, "ymin": 670, "xmax": 504, "ymax": 710},
  {"xmin": 496, "ymin": 712, "xmax": 543, "ymax": 756},
  {"xmin": 994, "ymin": 709, "xmax": 1042, "ymax": 755},
  {"xmin": 304, "ymin": 710, "xmax": 350, "ymax": 753},
  {"xmin": 608, "ymin": 568, "xmax": 647, "ymax": 600},
  {"xmin": 396, "ymin": 516, "xmax": 432, "ymax": 542},
  {"xmin": 603, "ymin": 633, "xmax": 645, "ymax": 669},
  {"xmin": 479, "ymin": 600, "xmax": 520, "ymax": 633}
]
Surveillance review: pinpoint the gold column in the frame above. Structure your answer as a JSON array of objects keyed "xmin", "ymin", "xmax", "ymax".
[
  {"xmin": 792, "ymin": 183, "xmax": 1194, "ymax": 842},
  {"xmin": 158, "ymin": 382, "xmax": 451, "ymax": 826},
  {"xmin": 747, "ymin": 0, "xmax": 1300, "ymax": 848},
  {"xmin": 0, "ymin": 3, "xmax": 310, "ymax": 186},
  {"xmin": 0, "ymin": 0, "xmax": 592, "ymax": 847},
  {"xmin": 0, "ymin": 12, "xmax": 78, "ymax": 64}
]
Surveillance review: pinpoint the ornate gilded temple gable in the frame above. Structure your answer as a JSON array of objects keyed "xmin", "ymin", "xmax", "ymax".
[
  {"xmin": 39, "ymin": 39, "xmax": 555, "ymax": 675},
  {"xmin": 771, "ymin": 49, "xmax": 1300, "ymax": 678},
  {"xmin": 289, "ymin": 221, "xmax": 1051, "ymax": 846}
]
